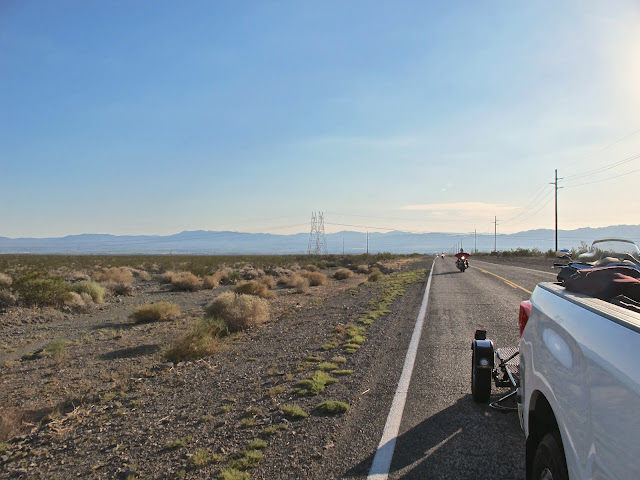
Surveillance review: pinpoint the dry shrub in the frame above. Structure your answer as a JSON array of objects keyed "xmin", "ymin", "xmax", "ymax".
[
  {"xmin": 203, "ymin": 274, "xmax": 220, "ymax": 289},
  {"xmin": 130, "ymin": 301, "xmax": 181, "ymax": 323},
  {"xmin": 104, "ymin": 281, "xmax": 134, "ymax": 296},
  {"xmin": 304, "ymin": 264, "xmax": 319, "ymax": 272},
  {"xmin": 72, "ymin": 281, "xmax": 105, "ymax": 303},
  {"xmin": 243, "ymin": 268, "xmax": 264, "ymax": 280},
  {"xmin": 278, "ymin": 273, "xmax": 310, "ymax": 293},
  {"xmin": 64, "ymin": 291, "xmax": 92, "ymax": 311},
  {"xmin": 257, "ymin": 275, "xmax": 276, "ymax": 288},
  {"xmin": 170, "ymin": 272, "xmax": 202, "ymax": 291},
  {"xmin": 132, "ymin": 269, "xmax": 152, "ymax": 281},
  {"xmin": 356, "ymin": 265, "xmax": 369, "ymax": 274},
  {"xmin": 0, "ymin": 273, "xmax": 13, "ymax": 288},
  {"xmin": 234, "ymin": 281, "xmax": 276, "ymax": 299},
  {"xmin": 159, "ymin": 270, "xmax": 176, "ymax": 284},
  {"xmin": 368, "ymin": 267, "xmax": 383, "ymax": 282},
  {"xmin": 61, "ymin": 270, "xmax": 90, "ymax": 282},
  {"xmin": 0, "ymin": 408, "xmax": 28, "ymax": 442},
  {"xmin": 301, "ymin": 271, "xmax": 328, "ymax": 286},
  {"xmin": 205, "ymin": 292, "xmax": 270, "ymax": 332},
  {"xmin": 334, "ymin": 269, "xmax": 355, "ymax": 280},
  {"xmin": 203, "ymin": 268, "xmax": 233, "ymax": 288},
  {"xmin": 165, "ymin": 317, "xmax": 227, "ymax": 362},
  {"xmin": 94, "ymin": 267, "xmax": 133, "ymax": 284},
  {"xmin": 0, "ymin": 290, "xmax": 16, "ymax": 308}
]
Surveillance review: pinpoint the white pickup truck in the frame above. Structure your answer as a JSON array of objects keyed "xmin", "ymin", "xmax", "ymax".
[{"xmin": 518, "ymin": 239, "xmax": 640, "ymax": 480}]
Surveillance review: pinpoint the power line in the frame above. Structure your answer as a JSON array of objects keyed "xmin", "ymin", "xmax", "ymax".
[
  {"xmin": 563, "ymin": 164, "xmax": 640, "ymax": 189},
  {"xmin": 564, "ymin": 126, "xmax": 640, "ymax": 170},
  {"xmin": 563, "ymin": 152, "xmax": 640, "ymax": 181}
]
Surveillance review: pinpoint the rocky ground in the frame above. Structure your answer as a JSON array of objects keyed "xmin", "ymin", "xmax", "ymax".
[{"xmin": 0, "ymin": 257, "xmax": 428, "ymax": 479}]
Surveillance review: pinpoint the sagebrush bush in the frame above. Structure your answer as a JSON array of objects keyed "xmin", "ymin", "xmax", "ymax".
[
  {"xmin": 130, "ymin": 301, "xmax": 181, "ymax": 323},
  {"xmin": 133, "ymin": 269, "xmax": 151, "ymax": 281},
  {"xmin": 334, "ymin": 269, "xmax": 355, "ymax": 280},
  {"xmin": 203, "ymin": 274, "xmax": 221, "ymax": 289},
  {"xmin": 72, "ymin": 281, "xmax": 105, "ymax": 303},
  {"xmin": 104, "ymin": 281, "xmax": 135, "ymax": 296},
  {"xmin": 257, "ymin": 275, "xmax": 275, "ymax": 288},
  {"xmin": 169, "ymin": 271, "xmax": 202, "ymax": 291},
  {"xmin": 64, "ymin": 291, "xmax": 92, "ymax": 311},
  {"xmin": 356, "ymin": 265, "xmax": 369, "ymax": 274},
  {"xmin": 13, "ymin": 273, "xmax": 72, "ymax": 307},
  {"xmin": 368, "ymin": 268, "xmax": 383, "ymax": 282},
  {"xmin": 0, "ymin": 273, "xmax": 13, "ymax": 288},
  {"xmin": 0, "ymin": 290, "xmax": 16, "ymax": 308},
  {"xmin": 205, "ymin": 292, "xmax": 270, "ymax": 332},
  {"xmin": 93, "ymin": 267, "xmax": 133, "ymax": 284},
  {"xmin": 165, "ymin": 317, "xmax": 228, "ymax": 362},
  {"xmin": 278, "ymin": 273, "xmax": 310, "ymax": 293},
  {"xmin": 234, "ymin": 281, "xmax": 276, "ymax": 299},
  {"xmin": 301, "ymin": 271, "xmax": 328, "ymax": 286},
  {"xmin": 304, "ymin": 264, "xmax": 319, "ymax": 272}
]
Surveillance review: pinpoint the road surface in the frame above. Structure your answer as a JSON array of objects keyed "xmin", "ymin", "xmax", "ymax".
[{"xmin": 319, "ymin": 257, "xmax": 557, "ymax": 480}]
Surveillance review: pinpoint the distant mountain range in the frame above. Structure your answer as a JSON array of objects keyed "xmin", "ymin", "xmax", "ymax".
[{"xmin": 1, "ymin": 225, "xmax": 639, "ymax": 255}]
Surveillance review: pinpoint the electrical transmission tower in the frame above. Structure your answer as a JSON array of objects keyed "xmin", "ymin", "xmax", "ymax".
[{"xmin": 307, "ymin": 212, "xmax": 328, "ymax": 255}]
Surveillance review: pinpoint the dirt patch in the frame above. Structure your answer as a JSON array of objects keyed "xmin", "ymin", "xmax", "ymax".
[{"xmin": 0, "ymin": 258, "xmax": 429, "ymax": 479}]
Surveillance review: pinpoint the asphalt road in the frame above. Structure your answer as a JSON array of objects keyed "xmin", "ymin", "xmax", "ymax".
[{"xmin": 323, "ymin": 257, "xmax": 558, "ymax": 480}]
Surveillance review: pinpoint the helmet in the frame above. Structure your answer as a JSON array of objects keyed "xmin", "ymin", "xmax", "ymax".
[{"xmin": 460, "ymin": 248, "xmax": 464, "ymax": 253}]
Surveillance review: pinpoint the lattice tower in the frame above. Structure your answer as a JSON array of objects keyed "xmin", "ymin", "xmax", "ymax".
[{"xmin": 307, "ymin": 211, "xmax": 328, "ymax": 255}]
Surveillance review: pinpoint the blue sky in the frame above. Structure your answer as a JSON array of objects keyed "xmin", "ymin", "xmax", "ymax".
[{"xmin": 2, "ymin": 1, "xmax": 640, "ymax": 238}]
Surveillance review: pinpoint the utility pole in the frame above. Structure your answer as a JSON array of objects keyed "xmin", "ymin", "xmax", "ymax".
[
  {"xmin": 550, "ymin": 169, "xmax": 562, "ymax": 252},
  {"xmin": 366, "ymin": 231, "xmax": 369, "ymax": 255},
  {"xmin": 307, "ymin": 212, "xmax": 328, "ymax": 255},
  {"xmin": 494, "ymin": 216, "xmax": 497, "ymax": 253},
  {"xmin": 474, "ymin": 229, "xmax": 477, "ymax": 253}
]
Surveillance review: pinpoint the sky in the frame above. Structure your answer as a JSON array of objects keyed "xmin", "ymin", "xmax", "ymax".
[{"xmin": 2, "ymin": 0, "xmax": 640, "ymax": 239}]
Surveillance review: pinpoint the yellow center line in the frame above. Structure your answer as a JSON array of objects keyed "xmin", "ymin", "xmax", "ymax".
[{"xmin": 471, "ymin": 266, "xmax": 533, "ymax": 294}]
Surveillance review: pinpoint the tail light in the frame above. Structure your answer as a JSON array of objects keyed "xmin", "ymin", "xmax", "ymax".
[{"xmin": 519, "ymin": 300, "xmax": 532, "ymax": 337}]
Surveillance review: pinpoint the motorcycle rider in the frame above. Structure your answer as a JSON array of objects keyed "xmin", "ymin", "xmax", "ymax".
[{"xmin": 455, "ymin": 248, "xmax": 470, "ymax": 269}]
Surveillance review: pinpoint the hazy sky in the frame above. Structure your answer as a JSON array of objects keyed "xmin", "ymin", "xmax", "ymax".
[{"xmin": 2, "ymin": 1, "xmax": 640, "ymax": 238}]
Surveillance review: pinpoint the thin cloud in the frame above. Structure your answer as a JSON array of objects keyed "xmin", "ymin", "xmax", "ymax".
[{"xmin": 401, "ymin": 202, "xmax": 517, "ymax": 216}]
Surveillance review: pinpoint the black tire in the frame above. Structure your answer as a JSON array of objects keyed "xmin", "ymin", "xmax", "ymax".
[
  {"xmin": 531, "ymin": 433, "xmax": 568, "ymax": 480},
  {"xmin": 471, "ymin": 354, "xmax": 491, "ymax": 402}
]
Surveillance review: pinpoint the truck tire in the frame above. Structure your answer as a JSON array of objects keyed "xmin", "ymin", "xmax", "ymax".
[
  {"xmin": 471, "ymin": 355, "xmax": 491, "ymax": 402},
  {"xmin": 531, "ymin": 433, "xmax": 568, "ymax": 480}
]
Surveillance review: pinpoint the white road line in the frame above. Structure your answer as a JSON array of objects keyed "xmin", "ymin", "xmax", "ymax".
[
  {"xmin": 367, "ymin": 257, "xmax": 436, "ymax": 480},
  {"xmin": 472, "ymin": 259, "xmax": 557, "ymax": 276}
]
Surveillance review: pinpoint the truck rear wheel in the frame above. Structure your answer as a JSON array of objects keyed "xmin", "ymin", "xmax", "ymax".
[
  {"xmin": 471, "ymin": 354, "xmax": 491, "ymax": 402},
  {"xmin": 531, "ymin": 432, "xmax": 568, "ymax": 480}
]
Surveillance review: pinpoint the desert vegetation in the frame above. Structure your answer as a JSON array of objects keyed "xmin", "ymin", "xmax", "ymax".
[{"xmin": 0, "ymin": 252, "xmax": 426, "ymax": 479}]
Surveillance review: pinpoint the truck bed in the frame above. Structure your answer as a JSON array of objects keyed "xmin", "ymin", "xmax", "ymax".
[{"xmin": 537, "ymin": 282, "xmax": 640, "ymax": 333}]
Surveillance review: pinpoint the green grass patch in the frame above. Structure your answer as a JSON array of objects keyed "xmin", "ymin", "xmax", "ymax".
[
  {"xmin": 217, "ymin": 468, "xmax": 252, "ymax": 480},
  {"xmin": 248, "ymin": 438, "xmax": 267, "ymax": 449},
  {"xmin": 229, "ymin": 449, "xmax": 264, "ymax": 470},
  {"xmin": 333, "ymin": 369, "xmax": 354, "ymax": 375},
  {"xmin": 294, "ymin": 370, "xmax": 338, "ymax": 396},
  {"xmin": 191, "ymin": 449, "xmax": 211, "ymax": 468},
  {"xmin": 316, "ymin": 400, "xmax": 350, "ymax": 415},
  {"xmin": 317, "ymin": 362, "xmax": 338, "ymax": 371},
  {"xmin": 266, "ymin": 385, "xmax": 286, "ymax": 397},
  {"xmin": 281, "ymin": 404, "xmax": 308, "ymax": 420},
  {"xmin": 305, "ymin": 355, "xmax": 323, "ymax": 362},
  {"xmin": 43, "ymin": 339, "xmax": 70, "ymax": 357},
  {"xmin": 321, "ymin": 342, "xmax": 338, "ymax": 351},
  {"xmin": 165, "ymin": 436, "xmax": 192, "ymax": 449},
  {"xmin": 331, "ymin": 356, "xmax": 347, "ymax": 364}
]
